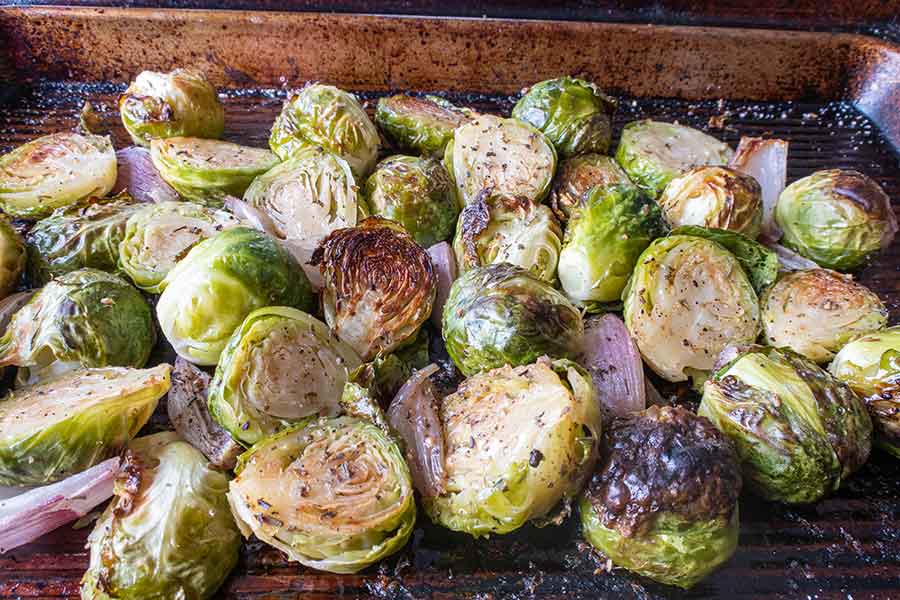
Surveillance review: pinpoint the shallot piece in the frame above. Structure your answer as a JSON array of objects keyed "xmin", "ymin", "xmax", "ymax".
[
  {"xmin": 0, "ymin": 457, "xmax": 119, "ymax": 554},
  {"xmin": 114, "ymin": 146, "xmax": 180, "ymax": 203},
  {"xmin": 577, "ymin": 313, "xmax": 646, "ymax": 419},
  {"xmin": 729, "ymin": 137, "xmax": 788, "ymax": 241},
  {"xmin": 764, "ymin": 240, "xmax": 820, "ymax": 272},
  {"xmin": 426, "ymin": 242, "xmax": 458, "ymax": 329},
  {"xmin": 387, "ymin": 363, "xmax": 446, "ymax": 498},
  {"xmin": 0, "ymin": 291, "xmax": 33, "ymax": 336}
]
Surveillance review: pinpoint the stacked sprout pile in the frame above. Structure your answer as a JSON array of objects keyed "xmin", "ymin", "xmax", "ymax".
[{"xmin": 0, "ymin": 67, "xmax": 896, "ymax": 596}]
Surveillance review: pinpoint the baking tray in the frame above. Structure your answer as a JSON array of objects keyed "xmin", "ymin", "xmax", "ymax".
[{"xmin": 0, "ymin": 7, "xmax": 899, "ymax": 599}]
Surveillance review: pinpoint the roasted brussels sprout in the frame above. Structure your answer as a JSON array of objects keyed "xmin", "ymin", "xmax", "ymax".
[
  {"xmin": 658, "ymin": 166, "xmax": 763, "ymax": 238},
  {"xmin": 156, "ymin": 227, "xmax": 314, "ymax": 365},
  {"xmin": 0, "ymin": 219, "xmax": 25, "ymax": 298},
  {"xmin": 376, "ymin": 94, "xmax": 472, "ymax": 157},
  {"xmin": 762, "ymin": 269, "xmax": 887, "ymax": 364},
  {"xmin": 150, "ymin": 137, "xmax": 279, "ymax": 205},
  {"xmin": 700, "ymin": 345, "xmax": 872, "ymax": 503},
  {"xmin": 512, "ymin": 76, "xmax": 615, "ymax": 158},
  {"xmin": 0, "ymin": 132, "xmax": 117, "ymax": 219},
  {"xmin": 269, "ymin": 84, "xmax": 380, "ymax": 178},
  {"xmin": 119, "ymin": 68, "xmax": 225, "ymax": 147},
  {"xmin": 311, "ymin": 218, "xmax": 435, "ymax": 361},
  {"xmin": 445, "ymin": 114, "xmax": 556, "ymax": 206},
  {"xmin": 615, "ymin": 120, "xmax": 733, "ymax": 198},
  {"xmin": 227, "ymin": 416, "xmax": 415, "ymax": 573},
  {"xmin": 775, "ymin": 169, "xmax": 898, "ymax": 271},
  {"xmin": 364, "ymin": 155, "xmax": 458, "ymax": 247},
  {"xmin": 452, "ymin": 190, "xmax": 563, "ymax": 283},
  {"xmin": 623, "ymin": 235, "xmax": 760, "ymax": 383},
  {"xmin": 579, "ymin": 406, "xmax": 741, "ymax": 589},
  {"xmin": 549, "ymin": 153, "xmax": 634, "ymax": 221},
  {"xmin": 672, "ymin": 225, "xmax": 777, "ymax": 294},
  {"xmin": 425, "ymin": 358, "xmax": 600, "ymax": 536},
  {"xmin": 118, "ymin": 200, "xmax": 241, "ymax": 293},
  {"xmin": 81, "ymin": 432, "xmax": 240, "ymax": 599},
  {"xmin": 442, "ymin": 263, "xmax": 583, "ymax": 376},
  {"xmin": 558, "ymin": 184, "xmax": 666, "ymax": 308},
  {"xmin": 0, "ymin": 365, "xmax": 169, "ymax": 486}
]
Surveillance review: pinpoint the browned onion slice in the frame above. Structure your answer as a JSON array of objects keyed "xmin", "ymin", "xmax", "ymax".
[
  {"xmin": 729, "ymin": 137, "xmax": 788, "ymax": 241},
  {"xmin": 763, "ymin": 240, "xmax": 820, "ymax": 271},
  {"xmin": 426, "ymin": 241, "xmax": 457, "ymax": 329},
  {"xmin": 577, "ymin": 313, "xmax": 646, "ymax": 419},
  {"xmin": 114, "ymin": 146, "xmax": 180, "ymax": 204}
]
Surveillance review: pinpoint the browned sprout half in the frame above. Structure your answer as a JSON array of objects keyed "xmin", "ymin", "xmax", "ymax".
[{"xmin": 549, "ymin": 154, "xmax": 635, "ymax": 222}]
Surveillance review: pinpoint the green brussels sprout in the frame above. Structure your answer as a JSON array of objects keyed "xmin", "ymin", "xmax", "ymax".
[
  {"xmin": 763, "ymin": 269, "xmax": 887, "ymax": 364},
  {"xmin": 615, "ymin": 120, "xmax": 733, "ymax": 198},
  {"xmin": 156, "ymin": 227, "xmax": 314, "ymax": 366},
  {"xmin": 311, "ymin": 218, "xmax": 435, "ymax": 361},
  {"xmin": 364, "ymin": 155, "xmax": 459, "ymax": 247},
  {"xmin": 227, "ymin": 416, "xmax": 415, "ymax": 574},
  {"xmin": 452, "ymin": 190, "xmax": 563, "ymax": 283},
  {"xmin": 775, "ymin": 169, "xmax": 898, "ymax": 271},
  {"xmin": 700, "ymin": 345, "xmax": 872, "ymax": 503},
  {"xmin": 549, "ymin": 153, "xmax": 635, "ymax": 221},
  {"xmin": 830, "ymin": 327, "xmax": 900, "ymax": 457},
  {"xmin": 0, "ymin": 269, "xmax": 155, "ymax": 374},
  {"xmin": 512, "ymin": 76, "xmax": 616, "ymax": 158},
  {"xmin": 671, "ymin": 225, "xmax": 777, "ymax": 294},
  {"xmin": 375, "ymin": 94, "xmax": 473, "ymax": 157},
  {"xmin": 25, "ymin": 194, "xmax": 142, "ymax": 285},
  {"xmin": 0, "ymin": 219, "xmax": 25, "ymax": 298},
  {"xmin": 658, "ymin": 166, "xmax": 763, "ymax": 238},
  {"xmin": 0, "ymin": 365, "xmax": 170, "ymax": 486},
  {"xmin": 425, "ymin": 358, "xmax": 600, "ymax": 536},
  {"xmin": 269, "ymin": 84, "xmax": 380, "ymax": 178},
  {"xmin": 119, "ymin": 68, "xmax": 225, "ymax": 147},
  {"xmin": 444, "ymin": 114, "xmax": 557, "ymax": 206},
  {"xmin": 579, "ymin": 405, "xmax": 741, "ymax": 589},
  {"xmin": 558, "ymin": 184, "xmax": 666, "ymax": 308},
  {"xmin": 208, "ymin": 306, "xmax": 362, "ymax": 447},
  {"xmin": 358, "ymin": 327, "xmax": 431, "ymax": 403},
  {"xmin": 442, "ymin": 263, "xmax": 583, "ymax": 376},
  {"xmin": 118, "ymin": 200, "xmax": 242, "ymax": 293},
  {"xmin": 0, "ymin": 132, "xmax": 117, "ymax": 219},
  {"xmin": 623, "ymin": 235, "xmax": 760, "ymax": 383},
  {"xmin": 150, "ymin": 137, "xmax": 279, "ymax": 205},
  {"xmin": 81, "ymin": 431, "xmax": 240, "ymax": 599}
]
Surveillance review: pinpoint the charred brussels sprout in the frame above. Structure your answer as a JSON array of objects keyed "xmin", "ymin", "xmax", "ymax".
[
  {"xmin": 700, "ymin": 345, "xmax": 872, "ymax": 503},
  {"xmin": 615, "ymin": 120, "xmax": 733, "ymax": 198},
  {"xmin": 81, "ymin": 432, "xmax": 240, "ymax": 599},
  {"xmin": 579, "ymin": 406, "xmax": 741, "ymax": 589},
  {"xmin": 119, "ymin": 68, "xmax": 225, "ymax": 147},
  {"xmin": 549, "ymin": 153, "xmax": 634, "ymax": 221},
  {"xmin": 442, "ymin": 263, "xmax": 583, "ymax": 376},
  {"xmin": 452, "ymin": 190, "xmax": 563, "ymax": 283},
  {"xmin": 364, "ymin": 155, "xmax": 458, "ymax": 247},
  {"xmin": 0, "ymin": 365, "xmax": 169, "ymax": 486},
  {"xmin": 445, "ymin": 114, "xmax": 556, "ymax": 206},
  {"xmin": 227, "ymin": 416, "xmax": 415, "ymax": 573},
  {"xmin": 269, "ymin": 84, "xmax": 380, "ymax": 178},
  {"xmin": 0, "ymin": 219, "xmax": 25, "ymax": 298},
  {"xmin": 671, "ymin": 225, "xmax": 777, "ymax": 294},
  {"xmin": 425, "ymin": 358, "xmax": 600, "ymax": 536},
  {"xmin": 775, "ymin": 169, "xmax": 898, "ymax": 271},
  {"xmin": 512, "ymin": 77, "xmax": 616, "ymax": 158},
  {"xmin": 376, "ymin": 94, "xmax": 472, "ymax": 157},
  {"xmin": 762, "ymin": 269, "xmax": 887, "ymax": 364},
  {"xmin": 622, "ymin": 235, "xmax": 760, "ymax": 383},
  {"xmin": 0, "ymin": 132, "xmax": 117, "ymax": 219},
  {"xmin": 558, "ymin": 184, "xmax": 666, "ymax": 308}
]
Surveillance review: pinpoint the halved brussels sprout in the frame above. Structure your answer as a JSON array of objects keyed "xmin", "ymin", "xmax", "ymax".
[
  {"xmin": 0, "ymin": 132, "xmax": 117, "ymax": 219},
  {"xmin": 775, "ymin": 169, "xmax": 898, "ymax": 271},
  {"xmin": 364, "ymin": 155, "xmax": 458, "ymax": 247},
  {"xmin": 549, "ymin": 153, "xmax": 634, "ymax": 222},
  {"xmin": 622, "ymin": 235, "xmax": 760, "ymax": 383},
  {"xmin": 658, "ymin": 166, "xmax": 763, "ymax": 238},
  {"xmin": 0, "ymin": 219, "xmax": 25, "ymax": 298},
  {"xmin": 445, "ymin": 114, "xmax": 557, "ymax": 206},
  {"xmin": 580, "ymin": 405, "xmax": 741, "ymax": 589},
  {"xmin": 150, "ymin": 137, "xmax": 279, "ymax": 205},
  {"xmin": 118, "ymin": 200, "xmax": 242, "ymax": 293},
  {"xmin": 227, "ymin": 416, "xmax": 415, "ymax": 574},
  {"xmin": 425, "ymin": 358, "xmax": 600, "ymax": 536},
  {"xmin": 156, "ymin": 227, "xmax": 314, "ymax": 366},
  {"xmin": 442, "ymin": 263, "xmax": 583, "ymax": 376},
  {"xmin": 762, "ymin": 269, "xmax": 887, "ymax": 364},
  {"xmin": 558, "ymin": 184, "xmax": 666, "ymax": 308},
  {"xmin": 0, "ymin": 365, "xmax": 170, "ymax": 486},
  {"xmin": 376, "ymin": 94, "xmax": 472, "ymax": 157},
  {"xmin": 269, "ymin": 84, "xmax": 380, "ymax": 178},
  {"xmin": 671, "ymin": 225, "xmax": 777, "ymax": 294},
  {"xmin": 311, "ymin": 218, "xmax": 435, "ymax": 361},
  {"xmin": 512, "ymin": 76, "xmax": 616, "ymax": 158},
  {"xmin": 81, "ymin": 432, "xmax": 240, "ymax": 599},
  {"xmin": 360, "ymin": 327, "xmax": 431, "ymax": 403},
  {"xmin": 119, "ymin": 68, "xmax": 225, "ymax": 147},
  {"xmin": 615, "ymin": 120, "xmax": 733, "ymax": 198},
  {"xmin": 452, "ymin": 190, "xmax": 563, "ymax": 283}
]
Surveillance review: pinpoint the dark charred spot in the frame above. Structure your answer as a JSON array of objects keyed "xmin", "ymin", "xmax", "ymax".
[{"xmin": 831, "ymin": 169, "xmax": 892, "ymax": 217}]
